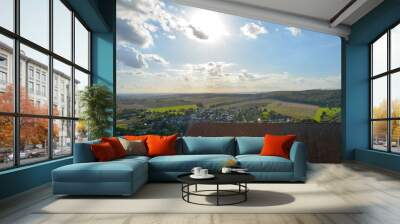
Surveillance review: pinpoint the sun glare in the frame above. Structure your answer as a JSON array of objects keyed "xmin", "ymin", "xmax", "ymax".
[{"xmin": 189, "ymin": 10, "xmax": 228, "ymax": 42}]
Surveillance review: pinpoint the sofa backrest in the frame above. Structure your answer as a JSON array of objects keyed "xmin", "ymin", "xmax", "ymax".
[
  {"xmin": 181, "ymin": 137, "xmax": 235, "ymax": 155},
  {"xmin": 235, "ymin": 137, "xmax": 264, "ymax": 155},
  {"xmin": 73, "ymin": 139, "xmax": 100, "ymax": 163}
]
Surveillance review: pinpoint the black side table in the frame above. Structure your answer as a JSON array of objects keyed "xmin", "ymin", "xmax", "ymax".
[{"xmin": 177, "ymin": 173, "xmax": 255, "ymax": 206}]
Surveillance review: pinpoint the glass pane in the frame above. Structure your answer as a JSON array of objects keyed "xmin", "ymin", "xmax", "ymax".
[
  {"xmin": 74, "ymin": 69, "xmax": 89, "ymax": 118},
  {"xmin": 20, "ymin": 44, "xmax": 49, "ymax": 115},
  {"xmin": 53, "ymin": 59, "xmax": 72, "ymax": 117},
  {"xmin": 0, "ymin": 0, "xmax": 14, "ymax": 31},
  {"xmin": 20, "ymin": 117, "xmax": 49, "ymax": 165},
  {"xmin": 391, "ymin": 72, "xmax": 400, "ymax": 118},
  {"xmin": 75, "ymin": 120, "xmax": 88, "ymax": 143},
  {"xmin": 372, "ymin": 33, "xmax": 387, "ymax": 76},
  {"xmin": 53, "ymin": 0, "xmax": 72, "ymax": 60},
  {"xmin": 20, "ymin": 0, "xmax": 49, "ymax": 49},
  {"xmin": 74, "ymin": 18, "xmax": 89, "ymax": 70},
  {"xmin": 53, "ymin": 119, "xmax": 72, "ymax": 157},
  {"xmin": 392, "ymin": 24, "xmax": 400, "ymax": 70},
  {"xmin": 0, "ymin": 34, "xmax": 14, "ymax": 112},
  {"xmin": 391, "ymin": 120, "xmax": 400, "ymax": 153},
  {"xmin": 372, "ymin": 121, "xmax": 388, "ymax": 151},
  {"xmin": 0, "ymin": 116, "xmax": 13, "ymax": 170},
  {"xmin": 372, "ymin": 76, "xmax": 387, "ymax": 119}
]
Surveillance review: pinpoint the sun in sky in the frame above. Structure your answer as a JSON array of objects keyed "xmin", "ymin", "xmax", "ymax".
[{"xmin": 188, "ymin": 9, "xmax": 229, "ymax": 42}]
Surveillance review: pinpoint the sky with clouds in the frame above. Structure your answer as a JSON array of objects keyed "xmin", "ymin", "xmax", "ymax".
[{"xmin": 116, "ymin": 0, "xmax": 341, "ymax": 94}]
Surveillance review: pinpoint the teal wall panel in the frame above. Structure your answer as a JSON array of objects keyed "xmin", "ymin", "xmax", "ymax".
[
  {"xmin": 0, "ymin": 158, "xmax": 72, "ymax": 199},
  {"xmin": 344, "ymin": 0, "xmax": 400, "ymax": 171}
]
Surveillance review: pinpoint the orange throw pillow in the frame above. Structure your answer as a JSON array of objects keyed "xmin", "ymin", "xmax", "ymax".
[
  {"xmin": 146, "ymin": 134, "xmax": 177, "ymax": 157},
  {"xmin": 101, "ymin": 137, "xmax": 127, "ymax": 158},
  {"xmin": 124, "ymin": 135, "xmax": 148, "ymax": 142},
  {"xmin": 260, "ymin": 134, "xmax": 297, "ymax": 159},
  {"xmin": 91, "ymin": 142, "xmax": 117, "ymax": 162}
]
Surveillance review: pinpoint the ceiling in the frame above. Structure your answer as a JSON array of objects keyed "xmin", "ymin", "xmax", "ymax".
[{"xmin": 176, "ymin": 0, "xmax": 384, "ymax": 38}]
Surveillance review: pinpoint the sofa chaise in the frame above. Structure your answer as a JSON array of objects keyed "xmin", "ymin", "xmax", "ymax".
[{"xmin": 52, "ymin": 136, "xmax": 307, "ymax": 196}]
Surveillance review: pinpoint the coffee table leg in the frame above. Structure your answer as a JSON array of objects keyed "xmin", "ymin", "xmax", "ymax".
[
  {"xmin": 195, "ymin": 184, "xmax": 198, "ymax": 192},
  {"xmin": 216, "ymin": 184, "xmax": 219, "ymax": 206},
  {"xmin": 245, "ymin": 183, "xmax": 247, "ymax": 201}
]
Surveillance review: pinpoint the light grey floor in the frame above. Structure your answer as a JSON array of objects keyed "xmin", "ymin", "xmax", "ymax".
[{"xmin": 1, "ymin": 162, "xmax": 400, "ymax": 224}]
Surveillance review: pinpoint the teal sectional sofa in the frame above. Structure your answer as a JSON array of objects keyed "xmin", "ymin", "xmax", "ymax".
[{"xmin": 52, "ymin": 137, "xmax": 307, "ymax": 196}]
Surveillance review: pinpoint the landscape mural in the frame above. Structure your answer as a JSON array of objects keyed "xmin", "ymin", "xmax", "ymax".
[{"xmin": 116, "ymin": 0, "xmax": 341, "ymax": 136}]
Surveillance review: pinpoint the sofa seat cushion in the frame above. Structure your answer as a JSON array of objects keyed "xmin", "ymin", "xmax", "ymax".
[
  {"xmin": 53, "ymin": 159, "xmax": 147, "ymax": 183},
  {"xmin": 149, "ymin": 154, "xmax": 235, "ymax": 172},
  {"xmin": 236, "ymin": 155, "xmax": 293, "ymax": 172}
]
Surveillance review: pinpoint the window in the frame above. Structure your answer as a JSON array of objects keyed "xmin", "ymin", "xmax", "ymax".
[
  {"xmin": 28, "ymin": 81, "xmax": 34, "ymax": 94},
  {"xmin": 53, "ymin": 59, "xmax": 72, "ymax": 117},
  {"xmin": 53, "ymin": 0, "xmax": 72, "ymax": 60},
  {"xmin": 20, "ymin": 0, "xmax": 49, "ymax": 48},
  {"xmin": 28, "ymin": 67, "xmax": 34, "ymax": 80},
  {"xmin": 74, "ymin": 69, "xmax": 89, "ymax": 118},
  {"xmin": 35, "ymin": 84, "xmax": 40, "ymax": 95},
  {"xmin": 0, "ymin": 0, "xmax": 14, "ymax": 32},
  {"xmin": 0, "ymin": 34, "xmax": 13, "ymax": 113},
  {"xmin": 35, "ymin": 70, "xmax": 40, "ymax": 81},
  {"xmin": 53, "ymin": 119, "xmax": 72, "ymax": 158},
  {"xmin": 0, "ymin": 71, "xmax": 6, "ymax": 84},
  {"xmin": 0, "ymin": 116, "xmax": 13, "ymax": 170},
  {"xmin": 74, "ymin": 17, "xmax": 89, "ymax": 70},
  {"xmin": 42, "ymin": 85, "xmax": 46, "ymax": 97},
  {"xmin": 371, "ymin": 23, "xmax": 400, "ymax": 153},
  {"xmin": 0, "ymin": 1, "xmax": 91, "ymax": 170},
  {"xmin": 0, "ymin": 55, "xmax": 7, "ymax": 67}
]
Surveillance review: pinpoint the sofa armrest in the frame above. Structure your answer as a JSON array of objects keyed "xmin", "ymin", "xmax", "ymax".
[
  {"xmin": 73, "ymin": 140, "xmax": 100, "ymax": 163},
  {"xmin": 289, "ymin": 141, "xmax": 307, "ymax": 181}
]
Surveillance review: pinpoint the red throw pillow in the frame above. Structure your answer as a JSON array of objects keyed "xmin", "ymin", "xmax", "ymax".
[
  {"xmin": 91, "ymin": 142, "xmax": 117, "ymax": 162},
  {"xmin": 101, "ymin": 137, "xmax": 127, "ymax": 158},
  {"xmin": 260, "ymin": 134, "xmax": 297, "ymax": 159},
  {"xmin": 146, "ymin": 134, "xmax": 177, "ymax": 157}
]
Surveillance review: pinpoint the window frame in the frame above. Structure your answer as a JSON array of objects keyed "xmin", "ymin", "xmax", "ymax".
[
  {"xmin": 370, "ymin": 21, "xmax": 400, "ymax": 154},
  {"xmin": 0, "ymin": 0, "xmax": 92, "ymax": 171}
]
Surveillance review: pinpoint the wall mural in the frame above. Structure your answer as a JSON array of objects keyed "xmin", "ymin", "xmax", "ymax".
[{"xmin": 116, "ymin": 0, "xmax": 341, "ymax": 136}]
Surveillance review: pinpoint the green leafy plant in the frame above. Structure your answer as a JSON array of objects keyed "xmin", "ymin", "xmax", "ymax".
[{"xmin": 79, "ymin": 84, "xmax": 113, "ymax": 140}]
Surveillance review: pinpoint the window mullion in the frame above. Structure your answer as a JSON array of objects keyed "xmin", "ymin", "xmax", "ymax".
[
  {"xmin": 388, "ymin": 30, "xmax": 391, "ymax": 153},
  {"xmin": 71, "ymin": 10, "xmax": 76, "ymax": 154},
  {"xmin": 13, "ymin": 0, "xmax": 20, "ymax": 167}
]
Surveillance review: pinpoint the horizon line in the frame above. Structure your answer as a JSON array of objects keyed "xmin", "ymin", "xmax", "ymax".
[{"xmin": 117, "ymin": 89, "xmax": 341, "ymax": 95}]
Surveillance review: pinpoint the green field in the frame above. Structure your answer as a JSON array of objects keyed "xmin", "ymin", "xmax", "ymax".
[
  {"xmin": 148, "ymin": 104, "xmax": 197, "ymax": 113},
  {"xmin": 263, "ymin": 101, "xmax": 319, "ymax": 120},
  {"xmin": 313, "ymin": 107, "xmax": 341, "ymax": 122},
  {"xmin": 116, "ymin": 90, "xmax": 341, "ymax": 135}
]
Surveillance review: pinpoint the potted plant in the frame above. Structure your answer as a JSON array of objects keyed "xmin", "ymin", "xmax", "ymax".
[{"xmin": 79, "ymin": 84, "xmax": 113, "ymax": 140}]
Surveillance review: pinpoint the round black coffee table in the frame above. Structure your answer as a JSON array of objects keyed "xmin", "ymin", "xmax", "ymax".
[{"xmin": 177, "ymin": 173, "xmax": 255, "ymax": 206}]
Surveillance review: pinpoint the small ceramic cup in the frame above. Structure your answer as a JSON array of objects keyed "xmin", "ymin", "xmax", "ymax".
[
  {"xmin": 200, "ymin": 169, "xmax": 209, "ymax": 176},
  {"xmin": 191, "ymin": 167, "xmax": 202, "ymax": 176},
  {"xmin": 221, "ymin": 167, "xmax": 232, "ymax": 174}
]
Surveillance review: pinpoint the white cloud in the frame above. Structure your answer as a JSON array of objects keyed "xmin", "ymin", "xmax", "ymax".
[
  {"xmin": 117, "ymin": 0, "xmax": 212, "ymax": 49},
  {"xmin": 117, "ymin": 44, "xmax": 168, "ymax": 69},
  {"xmin": 167, "ymin": 35, "xmax": 176, "ymax": 39},
  {"xmin": 240, "ymin": 23, "xmax": 267, "ymax": 39},
  {"xmin": 144, "ymin": 54, "xmax": 169, "ymax": 66},
  {"xmin": 119, "ymin": 59, "xmax": 340, "ymax": 93},
  {"xmin": 184, "ymin": 62, "xmax": 233, "ymax": 77},
  {"xmin": 116, "ymin": 18, "xmax": 154, "ymax": 48},
  {"xmin": 285, "ymin": 27, "xmax": 302, "ymax": 37}
]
